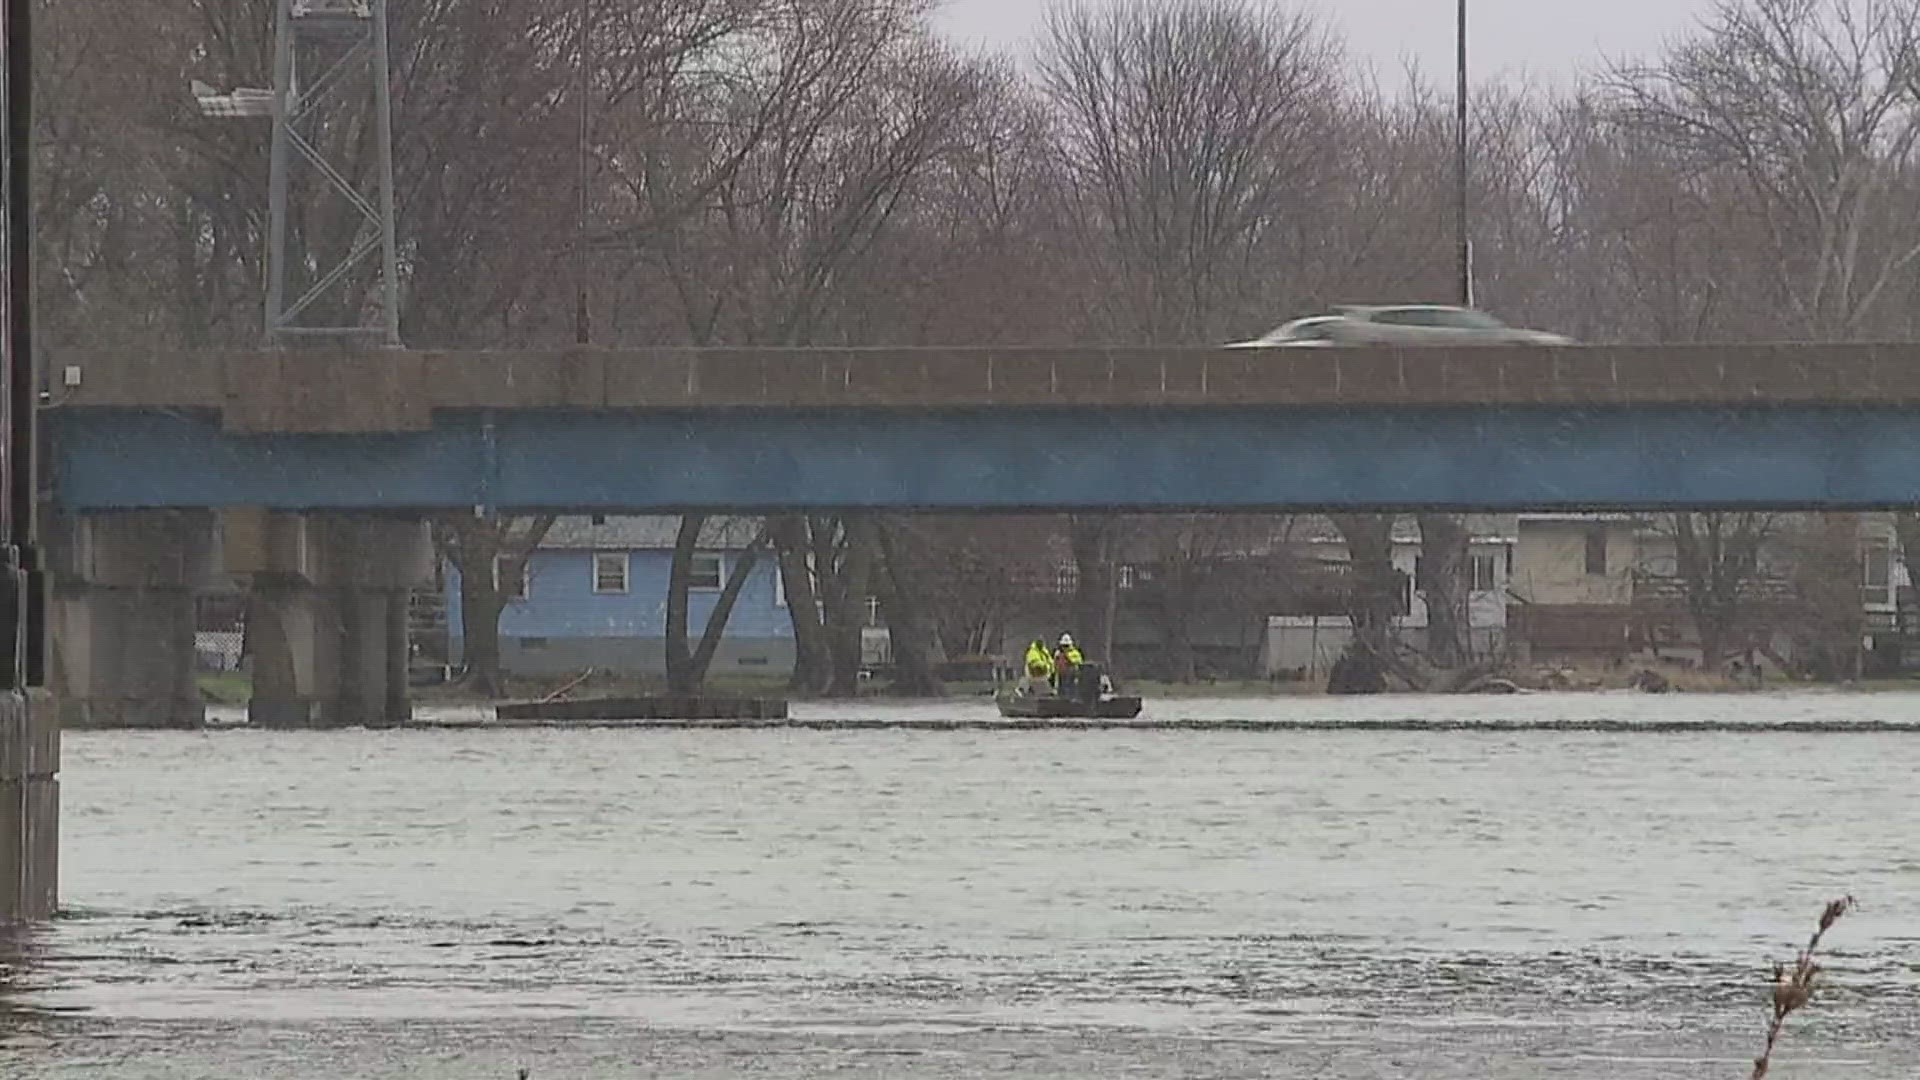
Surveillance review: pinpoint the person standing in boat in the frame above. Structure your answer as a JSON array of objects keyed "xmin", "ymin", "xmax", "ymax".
[
  {"xmin": 1024, "ymin": 638, "xmax": 1055, "ymax": 695},
  {"xmin": 1053, "ymin": 633, "xmax": 1084, "ymax": 696}
]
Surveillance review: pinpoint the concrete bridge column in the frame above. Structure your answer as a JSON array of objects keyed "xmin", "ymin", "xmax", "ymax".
[
  {"xmin": 47, "ymin": 511, "xmax": 218, "ymax": 729},
  {"xmin": 231, "ymin": 512, "xmax": 430, "ymax": 728}
]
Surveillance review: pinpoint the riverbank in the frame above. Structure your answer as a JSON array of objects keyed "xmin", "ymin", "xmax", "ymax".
[{"xmin": 195, "ymin": 666, "xmax": 1920, "ymax": 709}]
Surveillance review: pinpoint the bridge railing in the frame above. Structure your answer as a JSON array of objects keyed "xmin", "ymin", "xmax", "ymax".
[{"xmin": 48, "ymin": 343, "xmax": 1920, "ymax": 434}]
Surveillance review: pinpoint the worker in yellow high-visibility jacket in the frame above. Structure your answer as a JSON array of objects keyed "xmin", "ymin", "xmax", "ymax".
[{"xmin": 1024, "ymin": 639, "xmax": 1055, "ymax": 694}]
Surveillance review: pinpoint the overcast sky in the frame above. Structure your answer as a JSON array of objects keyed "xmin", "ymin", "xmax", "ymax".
[{"xmin": 933, "ymin": 0, "xmax": 1721, "ymax": 85}]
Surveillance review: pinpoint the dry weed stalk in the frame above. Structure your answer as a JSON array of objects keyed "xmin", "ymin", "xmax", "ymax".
[{"xmin": 1751, "ymin": 896, "xmax": 1856, "ymax": 1079}]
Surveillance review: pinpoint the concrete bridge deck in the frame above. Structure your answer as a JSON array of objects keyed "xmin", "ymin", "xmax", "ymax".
[{"xmin": 45, "ymin": 344, "xmax": 1920, "ymax": 512}]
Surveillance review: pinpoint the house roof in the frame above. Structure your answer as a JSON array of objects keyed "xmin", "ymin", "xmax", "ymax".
[
  {"xmin": 539, "ymin": 515, "xmax": 764, "ymax": 551},
  {"xmin": 541, "ymin": 513, "xmax": 1532, "ymax": 556}
]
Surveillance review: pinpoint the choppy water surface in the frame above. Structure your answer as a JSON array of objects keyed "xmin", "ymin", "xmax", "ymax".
[{"xmin": 5, "ymin": 692, "xmax": 1920, "ymax": 1077}]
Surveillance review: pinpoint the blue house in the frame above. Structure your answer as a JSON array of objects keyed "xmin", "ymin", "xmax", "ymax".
[{"xmin": 447, "ymin": 516, "xmax": 794, "ymax": 677}]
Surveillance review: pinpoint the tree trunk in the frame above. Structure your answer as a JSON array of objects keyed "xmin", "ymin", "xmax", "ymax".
[
  {"xmin": 1070, "ymin": 516, "xmax": 1114, "ymax": 663},
  {"xmin": 1696, "ymin": 616, "xmax": 1728, "ymax": 676},
  {"xmin": 459, "ymin": 564, "xmax": 506, "ymax": 697},
  {"xmin": 664, "ymin": 514, "xmax": 704, "ymax": 693},
  {"xmin": 877, "ymin": 519, "xmax": 944, "ymax": 696},
  {"xmin": 1330, "ymin": 514, "xmax": 1401, "ymax": 695},
  {"xmin": 689, "ymin": 529, "xmax": 770, "ymax": 684},
  {"xmin": 1417, "ymin": 513, "xmax": 1471, "ymax": 668},
  {"xmin": 439, "ymin": 514, "xmax": 555, "ymax": 701},
  {"xmin": 824, "ymin": 516, "xmax": 879, "ymax": 696},
  {"xmin": 1163, "ymin": 557, "xmax": 1198, "ymax": 683},
  {"xmin": 771, "ymin": 515, "xmax": 829, "ymax": 692},
  {"xmin": 1165, "ymin": 622, "xmax": 1197, "ymax": 682}
]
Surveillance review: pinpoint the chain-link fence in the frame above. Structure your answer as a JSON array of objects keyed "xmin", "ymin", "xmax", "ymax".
[{"xmin": 195, "ymin": 630, "xmax": 244, "ymax": 673}]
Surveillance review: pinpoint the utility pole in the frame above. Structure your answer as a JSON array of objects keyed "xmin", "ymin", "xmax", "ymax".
[
  {"xmin": 1456, "ymin": 0, "xmax": 1473, "ymax": 308},
  {"xmin": 265, "ymin": 0, "xmax": 402, "ymax": 348},
  {"xmin": 1, "ymin": 0, "xmax": 41, "ymax": 694}
]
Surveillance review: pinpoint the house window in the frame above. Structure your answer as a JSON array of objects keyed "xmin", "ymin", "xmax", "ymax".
[
  {"xmin": 1584, "ymin": 526, "xmax": 1609, "ymax": 576},
  {"xmin": 1118, "ymin": 564, "xmax": 1137, "ymax": 591},
  {"xmin": 689, "ymin": 553, "xmax": 723, "ymax": 591},
  {"xmin": 493, "ymin": 556, "xmax": 529, "ymax": 600},
  {"xmin": 1470, "ymin": 553, "xmax": 1497, "ymax": 592},
  {"xmin": 593, "ymin": 551, "xmax": 629, "ymax": 594}
]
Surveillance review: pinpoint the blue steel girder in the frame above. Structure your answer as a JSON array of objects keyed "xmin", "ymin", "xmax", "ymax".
[{"xmin": 45, "ymin": 404, "xmax": 1920, "ymax": 512}]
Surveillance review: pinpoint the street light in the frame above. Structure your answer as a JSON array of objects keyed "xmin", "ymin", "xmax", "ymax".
[
  {"xmin": 1455, "ymin": 1, "xmax": 1469, "ymax": 304},
  {"xmin": 575, "ymin": 0, "xmax": 591, "ymax": 345}
]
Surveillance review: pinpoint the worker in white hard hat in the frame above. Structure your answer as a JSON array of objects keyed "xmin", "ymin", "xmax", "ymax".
[{"xmin": 1052, "ymin": 633, "xmax": 1084, "ymax": 695}]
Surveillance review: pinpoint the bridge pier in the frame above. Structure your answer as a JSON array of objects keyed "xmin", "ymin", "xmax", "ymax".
[
  {"xmin": 0, "ymin": 688, "xmax": 58, "ymax": 919},
  {"xmin": 47, "ymin": 510, "xmax": 218, "ymax": 729},
  {"xmin": 230, "ymin": 512, "xmax": 430, "ymax": 728}
]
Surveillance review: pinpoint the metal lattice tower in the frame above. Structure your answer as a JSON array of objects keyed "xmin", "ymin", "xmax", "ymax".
[{"xmin": 265, "ymin": 0, "xmax": 401, "ymax": 347}]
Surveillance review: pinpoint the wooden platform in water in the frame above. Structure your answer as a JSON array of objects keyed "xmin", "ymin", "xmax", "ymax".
[{"xmin": 494, "ymin": 695, "xmax": 789, "ymax": 722}]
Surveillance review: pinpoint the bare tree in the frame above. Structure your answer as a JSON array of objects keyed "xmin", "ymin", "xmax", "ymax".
[
  {"xmin": 1068, "ymin": 517, "xmax": 1117, "ymax": 666},
  {"xmin": 903, "ymin": 516, "xmax": 1065, "ymax": 661},
  {"xmin": 1327, "ymin": 513, "xmax": 1402, "ymax": 693},
  {"xmin": 1778, "ymin": 514, "xmax": 1872, "ymax": 679},
  {"xmin": 1036, "ymin": 0, "xmax": 1341, "ymax": 344},
  {"xmin": 1603, "ymin": 0, "xmax": 1920, "ymax": 337},
  {"xmin": 1662, "ymin": 511, "xmax": 1781, "ymax": 671},
  {"xmin": 664, "ymin": 516, "xmax": 771, "ymax": 692},
  {"xmin": 874, "ymin": 518, "xmax": 945, "ymax": 695},
  {"xmin": 1114, "ymin": 515, "xmax": 1292, "ymax": 681},
  {"xmin": 1033, "ymin": 2, "xmax": 1341, "ymax": 678},
  {"xmin": 616, "ymin": 3, "xmax": 994, "ymax": 693},
  {"xmin": 1416, "ymin": 513, "xmax": 1472, "ymax": 667},
  {"xmin": 436, "ymin": 514, "xmax": 558, "ymax": 697}
]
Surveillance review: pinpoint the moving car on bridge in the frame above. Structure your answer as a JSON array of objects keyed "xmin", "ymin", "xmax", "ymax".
[
  {"xmin": 1223, "ymin": 314, "xmax": 1343, "ymax": 348},
  {"xmin": 1226, "ymin": 305, "xmax": 1573, "ymax": 348}
]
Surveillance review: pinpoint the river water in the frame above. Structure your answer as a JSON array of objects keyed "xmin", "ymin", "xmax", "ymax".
[{"xmin": 4, "ymin": 692, "xmax": 1918, "ymax": 1078}]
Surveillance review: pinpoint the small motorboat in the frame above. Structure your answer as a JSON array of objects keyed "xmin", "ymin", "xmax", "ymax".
[{"xmin": 996, "ymin": 663, "xmax": 1143, "ymax": 720}]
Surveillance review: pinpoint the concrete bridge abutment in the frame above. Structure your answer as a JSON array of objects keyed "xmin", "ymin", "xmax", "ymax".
[
  {"xmin": 48, "ymin": 510, "xmax": 218, "ymax": 729},
  {"xmin": 227, "ymin": 511, "xmax": 431, "ymax": 728}
]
